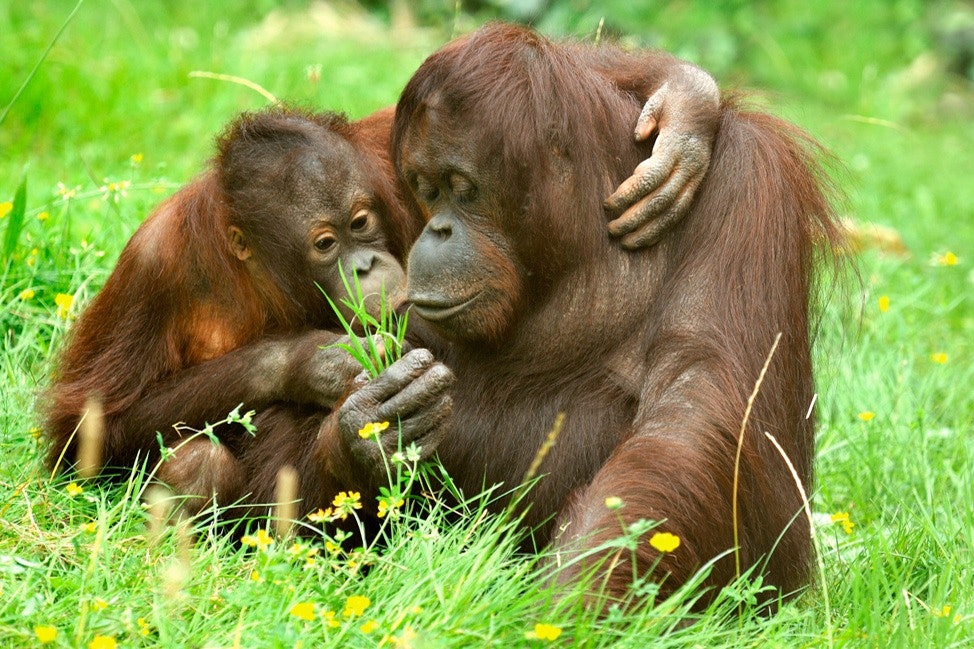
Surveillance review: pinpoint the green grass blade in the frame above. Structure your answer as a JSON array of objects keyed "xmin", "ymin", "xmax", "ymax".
[
  {"xmin": 2, "ymin": 174, "xmax": 28, "ymax": 261},
  {"xmin": 0, "ymin": 0, "xmax": 85, "ymax": 126}
]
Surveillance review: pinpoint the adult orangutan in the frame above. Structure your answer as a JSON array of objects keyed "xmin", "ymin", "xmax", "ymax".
[
  {"xmin": 329, "ymin": 23, "xmax": 842, "ymax": 607},
  {"xmin": 44, "ymin": 46, "xmax": 722, "ymax": 515}
]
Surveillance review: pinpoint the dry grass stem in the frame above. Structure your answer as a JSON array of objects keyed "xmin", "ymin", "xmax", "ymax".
[
  {"xmin": 77, "ymin": 397, "xmax": 105, "ymax": 479},
  {"xmin": 732, "ymin": 332, "xmax": 782, "ymax": 579},
  {"xmin": 274, "ymin": 465, "xmax": 299, "ymax": 538}
]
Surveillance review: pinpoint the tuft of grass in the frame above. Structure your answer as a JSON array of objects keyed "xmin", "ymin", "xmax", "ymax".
[{"xmin": 323, "ymin": 261, "xmax": 409, "ymax": 379}]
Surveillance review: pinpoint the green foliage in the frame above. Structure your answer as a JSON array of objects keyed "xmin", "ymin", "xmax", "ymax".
[
  {"xmin": 2, "ymin": 174, "xmax": 28, "ymax": 261},
  {"xmin": 323, "ymin": 261, "xmax": 409, "ymax": 379},
  {"xmin": 1, "ymin": 1, "xmax": 972, "ymax": 646}
]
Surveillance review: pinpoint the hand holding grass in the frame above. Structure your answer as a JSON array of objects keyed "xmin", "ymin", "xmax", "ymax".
[{"xmin": 335, "ymin": 348, "xmax": 454, "ymax": 470}]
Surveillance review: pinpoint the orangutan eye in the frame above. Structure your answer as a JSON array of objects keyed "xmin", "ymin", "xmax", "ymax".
[
  {"xmin": 350, "ymin": 210, "xmax": 370, "ymax": 232},
  {"xmin": 314, "ymin": 235, "xmax": 336, "ymax": 252},
  {"xmin": 414, "ymin": 175, "xmax": 439, "ymax": 203},
  {"xmin": 451, "ymin": 174, "xmax": 477, "ymax": 202}
]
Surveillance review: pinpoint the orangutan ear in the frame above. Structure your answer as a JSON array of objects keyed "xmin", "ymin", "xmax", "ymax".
[{"xmin": 228, "ymin": 226, "xmax": 252, "ymax": 261}]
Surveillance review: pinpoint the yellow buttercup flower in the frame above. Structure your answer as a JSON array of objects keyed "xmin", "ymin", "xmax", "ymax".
[
  {"xmin": 877, "ymin": 295, "xmax": 889, "ymax": 313},
  {"xmin": 0, "ymin": 202, "xmax": 12, "ymax": 219},
  {"xmin": 322, "ymin": 610, "xmax": 340, "ymax": 628},
  {"xmin": 361, "ymin": 619, "xmax": 379, "ymax": 633},
  {"xmin": 55, "ymin": 293, "xmax": 74, "ymax": 319},
  {"xmin": 342, "ymin": 595, "xmax": 370, "ymax": 617},
  {"xmin": 931, "ymin": 352, "xmax": 948, "ymax": 364},
  {"xmin": 830, "ymin": 511, "xmax": 855, "ymax": 534},
  {"xmin": 649, "ymin": 531, "xmax": 681, "ymax": 553},
  {"xmin": 240, "ymin": 528, "xmax": 274, "ymax": 551},
  {"xmin": 377, "ymin": 496, "xmax": 404, "ymax": 519},
  {"xmin": 34, "ymin": 626, "xmax": 57, "ymax": 644},
  {"xmin": 66, "ymin": 482, "xmax": 83, "ymax": 497},
  {"xmin": 89, "ymin": 635, "xmax": 117, "ymax": 649},
  {"xmin": 933, "ymin": 251, "xmax": 958, "ymax": 266},
  {"xmin": 358, "ymin": 421, "xmax": 390, "ymax": 439},
  {"xmin": 331, "ymin": 491, "xmax": 362, "ymax": 520},
  {"xmin": 325, "ymin": 540, "xmax": 342, "ymax": 555},
  {"xmin": 290, "ymin": 602, "xmax": 315, "ymax": 622},
  {"xmin": 526, "ymin": 623, "xmax": 562, "ymax": 641},
  {"xmin": 19, "ymin": 289, "xmax": 35, "ymax": 300},
  {"xmin": 604, "ymin": 496, "xmax": 623, "ymax": 510},
  {"xmin": 308, "ymin": 507, "xmax": 333, "ymax": 522},
  {"xmin": 858, "ymin": 411, "xmax": 875, "ymax": 422}
]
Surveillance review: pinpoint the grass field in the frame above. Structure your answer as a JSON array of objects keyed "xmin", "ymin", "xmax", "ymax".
[{"xmin": 1, "ymin": 1, "xmax": 972, "ymax": 646}]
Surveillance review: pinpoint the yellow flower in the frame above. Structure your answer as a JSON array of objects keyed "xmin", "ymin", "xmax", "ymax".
[
  {"xmin": 526, "ymin": 623, "xmax": 562, "ymax": 641},
  {"xmin": 877, "ymin": 295, "xmax": 889, "ymax": 313},
  {"xmin": 66, "ymin": 482, "xmax": 83, "ymax": 497},
  {"xmin": 322, "ymin": 610, "xmax": 340, "ymax": 628},
  {"xmin": 342, "ymin": 595, "xmax": 371, "ymax": 617},
  {"xmin": 934, "ymin": 604, "xmax": 952, "ymax": 618},
  {"xmin": 333, "ymin": 491, "xmax": 361, "ymax": 508},
  {"xmin": 34, "ymin": 625, "xmax": 57, "ymax": 643},
  {"xmin": 390, "ymin": 626, "xmax": 417, "ymax": 648},
  {"xmin": 55, "ymin": 293, "xmax": 74, "ymax": 319},
  {"xmin": 360, "ymin": 619, "xmax": 379, "ymax": 634},
  {"xmin": 604, "ymin": 496, "xmax": 623, "ymax": 510},
  {"xmin": 130, "ymin": 153, "xmax": 144, "ymax": 165},
  {"xmin": 933, "ymin": 251, "xmax": 959, "ymax": 266},
  {"xmin": 331, "ymin": 491, "xmax": 362, "ymax": 520},
  {"xmin": 91, "ymin": 597, "xmax": 108, "ymax": 611},
  {"xmin": 858, "ymin": 411, "xmax": 875, "ymax": 422},
  {"xmin": 358, "ymin": 421, "xmax": 390, "ymax": 439},
  {"xmin": 240, "ymin": 528, "xmax": 274, "ymax": 551},
  {"xmin": 290, "ymin": 601, "xmax": 316, "ymax": 622},
  {"xmin": 81, "ymin": 522, "xmax": 97, "ymax": 534},
  {"xmin": 0, "ymin": 202, "xmax": 12, "ymax": 218},
  {"xmin": 250, "ymin": 569, "xmax": 263, "ymax": 582},
  {"xmin": 100, "ymin": 179, "xmax": 131, "ymax": 203},
  {"xmin": 931, "ymin": 352, "xmax": 948, "ymax": 364},
  {"xmin": 19, "ymin": 289, "xmax": 35, "ymax": 300},
  {"xmin": 377, "ymin": 496, "xmax": 404, "ymax": 519},
  {"xmin": 89, "ymin": 635, "xmax": 117, "ymax": 649},
  {"xmin": 137, "ymin": 617, "xmax": 151, "ymax": 636},
  {"xmin": 57, "ymin": 182, "xmax": 80, "ymax": 199},
  {"xmin": 308, "ymin": 507, "xmax": 333, "ymax": 523},
  {"xmin": 325, "ymin": 540, "xmax": 342, "ymax": 555},
  {"xmin": 37, "ymin": 211, "xmax": 50, "ymax": 221},
  {"xmin": 649, "ymin": 531, "xmax": 681, "ymax": 553},
  {"xmin": 830, "ymin": 512, "xmax": 855, "ymax": 534}
]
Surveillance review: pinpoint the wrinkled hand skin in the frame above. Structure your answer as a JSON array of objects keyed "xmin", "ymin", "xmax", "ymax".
[
  {"xmin": 283, "ymin": 332, "xmax": 375, "ymax": 410},
  {"xmin": 336, "ymin": 349, "xmax": 454, "ymax": 476},
  {"xmin": 604, "ymin": 64, "xmax": 721, "ymax": 250}
]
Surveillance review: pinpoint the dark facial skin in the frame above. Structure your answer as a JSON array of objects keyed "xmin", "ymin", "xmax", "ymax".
[
  {"xmin": 228, "ymin": 130, "xmax": 406, "ymax": 324},
  {"xmin": 403, "ymin": 110, "xmax": 527, "ymax": 345}
]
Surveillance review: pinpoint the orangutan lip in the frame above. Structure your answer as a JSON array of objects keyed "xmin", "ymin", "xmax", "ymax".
[{"xmin": 410, "ymin": 293, "xmax": 481, "ymax": 322}]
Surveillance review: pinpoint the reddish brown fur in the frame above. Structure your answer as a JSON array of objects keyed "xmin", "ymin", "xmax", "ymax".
[
  {"xmin": 43, "ymin": 106, "xmax": 422, "ymax": 479},
  {"xmin": 392, "ymin": 24, "xmax": 841, "ymax": 607}
]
